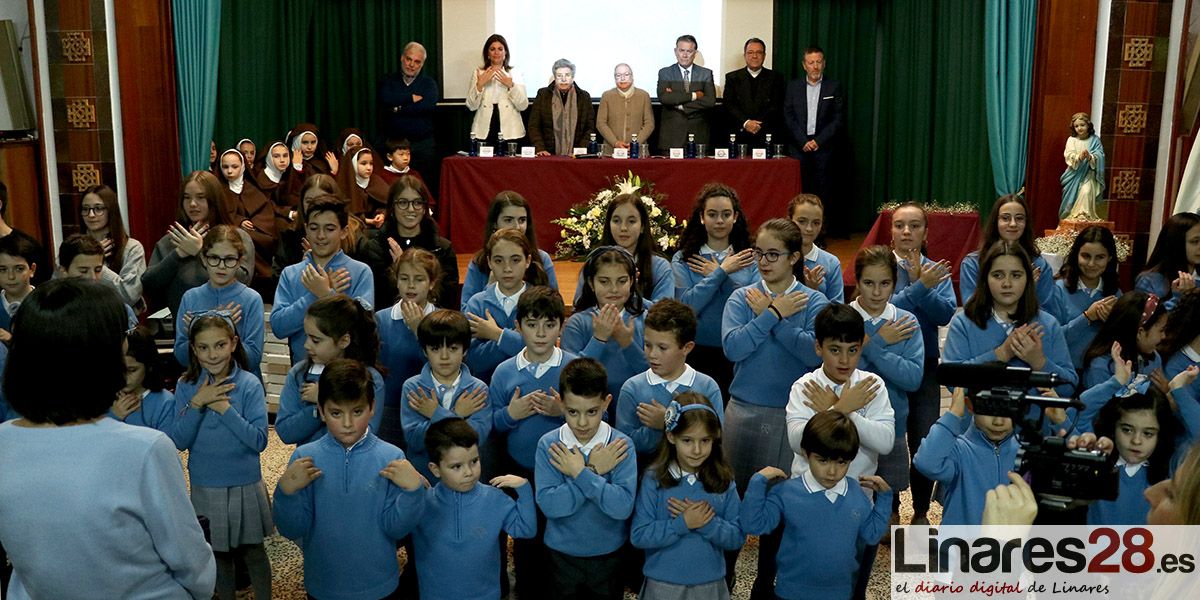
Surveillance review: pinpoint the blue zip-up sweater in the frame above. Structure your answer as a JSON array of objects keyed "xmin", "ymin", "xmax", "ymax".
[
  {"xmin": 463, "ymin": 283, "xmax": 528, "ymax": 383},
  {"xmin": 413, "ymin": 481, "xmax": 537, "ymax": 600},
  {"xmin": 1087, "ymin": 466, "xmax": 1151, "ymax": 525},
  {"xmin": 721, "ymin": 279, "xmax": 829, "ymax": 407},
  {"xmin": 630, "ymin": 470, "xmax": 743, "ymax": 585},
  {"xmin": 912, "ymin": 410, "xmax": 1018, "ymax": 525},
  {"xmin": 740, "ymin": 473, "xmax": 891, "ymax": 600},
  {"xmin": 401, "ymin": 364, "xmax": 491, "ymax": 481},
  {"xmin": 804, "ymin": 245, "xmax": 844, "ymax": 303},
  {"xmin": 275, "ymin": 361, "xmax": 386, "ymax": 445},
  {"xmin": 535, "ymin": 425, "xmax": 638, "ymax": 557},
  {"xmin": 671, "ymin": 249, "xmax": 760, "ymax": 348},
  {"xmin": 460, "ymin": 249, "xmax": 559, "ymax": 308},
  {"xmin": 562, "ymin": 306, "xmax": 650, "ymax": 402},
  {"xmin": 959, "ymin": 251, "xmax": 1055, "ymax": 306},
  {"xmin": 169, "ymin": 365, "xmax": 267, "ymax": 487},
  {"xmin": 856, "ymin": 305, "xmax": 924, "ymax": 438},
  {"xmin": 270, "ymin": 250, "xmax": 375, "ymax": 365},
  {"xmin": 173, "ymin": 281, "xmax": 265, "ymax": 379},
  {"xmin": 616, "ymin": 367, "xmax": 724, "ymax": 456},
  {"xmin": 376, "ymin": 303, "xmax": 430, "ymax": 448},
  {"xmin": 942, "ymin": 309, "xmax": 1078, "ymax": 399},
  {"xmin": 575, "ymin": 254, "xmax": 674, "ymax": 304},
  {"xmin": 891, "ymin": 253, "xmax": 957, "ymax": 363},
  {"xmin": 1048, "ymin": 280, "xmax": 1119, "ymax": 370},
  {"xmin": 113, "ymin": 390, "xmax": 175, "ymax": 434},
  {"xmin": 273, "ymin": 433, "xmax": 425, "ymax": 600},
  {"xmin": 489, "ymin": 350, "xmax": 578, "ymax": 470}
]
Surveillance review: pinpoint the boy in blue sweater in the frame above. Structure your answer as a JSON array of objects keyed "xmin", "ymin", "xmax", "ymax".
[
  {"xmin": 536, "ymin": 358, "xmax": 637, "ymax": 600},
  {"xmin": 742, "ymin": 411, "xmax": 892, "ymax": 600},
  {"xmin": 617, "ymin": 299, "xmax": 724, "ymax": 459},
  {"xmin": 412, "ymin": 417, "xmax": 537, "ymax": 600},
  {"xmin": 0, "ymin": 232, "xmax": 38, "ymax": 341},
  {"xmin": 273, "ymin": 359, "xmax": 426, "ymax": 600}
]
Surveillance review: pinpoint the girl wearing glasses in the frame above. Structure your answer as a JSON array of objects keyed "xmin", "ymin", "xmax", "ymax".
[
  {"xmin": 958, "ymin": 194, "xmax": 1055, "ymax": 306},
  {"xmin": 172, "ymin": 225, "xmax": 265, "ymax": 380},
  {"xmin": 461, "ymin": 191, "xmax": 559, "ymax": 307},
  {"xmin": 377, "ymin": 175, "xmax": 459, "ymax": 307},
  {"xmin": 80, "ymin": 184, "xmax": 146, "ymax": 310}
]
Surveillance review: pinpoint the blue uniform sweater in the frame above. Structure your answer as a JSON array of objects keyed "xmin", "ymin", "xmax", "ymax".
[
  {"xmin": 959, "ymin": 251, "xmax": 1055, "ymax": 306},
  {"xmin": 489, "ymin": 350, "xmax": 578, "ymax": 470},
  {"xmin": 891, "ymin": 253, "xmax": 957, "ymax": 364},
  {"xmin": 1084, "ymin": 353, "xmax": 1163, "ymax": 390},
  {"xmin": 630, "ymin": 471, "xmax": 743, "ymax": 585},
  {"xmin": 562, "ymin": 306, "xmax": 650, "ymax": 402},
  {"xmin": 169, "ymin": 365, "xmax": 267, "ymax": 487},
  {"xmin": 173, "ymin": 281, "xmax": 265, "ymax": 379},
  {"xmin": 459, "ymin": 249, "xmax": 559, "ymax": 308},
  {"xmin": 671, "ymin": 249, "xmax": 760, "ymax": 348},
  {"xmin": 804, "ymin": 245, "xmax": 845, "ymax": 303},
  {"xmin": 412, "ymin": 481, "xmax": 537, "ymax": 600},
  {"xmin": 721, "ymin": 280, "xmax": 829, "ymax": 407},
  {"xmin": 275, "ymin": 362, "xmax": 386, "ymax": 446},
  {"xmin": 1048, "ymin": 280, "xmax": 1119, "ymax": 370},
  {"xmin": 273, "ymin": 433, "xmax": 425, "ymax": 600},
  {"xmin": 115, "ymin": 390, "xmax": 175, "ymax": 434},
  {"xmin": 270, "ymin": 251, "xmax": 375, "ymax": 365},
  {"xmin": 401, "ymin": 364, "xmax": 491, "ymax": 481},
  {"xmin": 574, "ymin": 254, "xmax": 674, "ymax": 304},
  {"xmin": 1087, "ymin": 466, "xmax": 1151, "ymax": 525},
  {"xmin": 857, "ymin": 306, "xmax": 925, "ymax": 438},
  {"xmin": 942, "ymin": 309, "xmax": 1078, "ymax": 399},
  {"xmin": 463, "ymin": 283, "xmax": 528, "ymax": 383},
  {"xmin": 616, "ymin": 368, "xmax": 724, "ymax": 456},
  {"xmin": 1164, "ymin": 352, "xmax": 1200, "ymax": 470},
  {"xmin": 535, "ymin": 426, "xmax": 638, "ymax": 557},
  {"xmin": 1135, "ymin": 271, "xmax": 1186, "ymax": 312},
  {"xmin": 375, "ymin": 303, "xmax": 430, "ymax": 447},
  {"xmin": 741, "ymin": 473, "xmax": 891, "ymax": 600},
  {"xmin": 912, "ymin": 411, "xmax": 1018, "ymax": 525}
]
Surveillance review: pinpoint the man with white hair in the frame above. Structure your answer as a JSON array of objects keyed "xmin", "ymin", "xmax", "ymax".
[{"xmin": 378, "ymin": 42, "xmax": 440, "ymax": 189}]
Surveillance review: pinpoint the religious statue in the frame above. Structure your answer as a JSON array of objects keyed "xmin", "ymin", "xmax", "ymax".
[{"xmin": 1059, "ymin": 112, "xmax": 1106, "ymax": 220}]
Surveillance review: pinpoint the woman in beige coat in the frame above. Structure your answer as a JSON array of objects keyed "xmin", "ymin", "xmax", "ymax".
[{"xmin": 597, "ymin": 63, "xmax": 654, "ymax": 155}]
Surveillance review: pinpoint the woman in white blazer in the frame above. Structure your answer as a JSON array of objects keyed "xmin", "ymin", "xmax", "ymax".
[{"xmin": 466, "ymin": 33, "xmax": 529, "ymax": 145}]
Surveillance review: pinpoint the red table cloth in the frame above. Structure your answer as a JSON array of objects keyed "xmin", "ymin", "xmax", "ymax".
[
  {"xmin": 849, "ymin": 209, "xmax": 981, "ymax": 293},
  {"xmin": 438, "ymin": 155, "xmax": 802, "ymax": 253}
]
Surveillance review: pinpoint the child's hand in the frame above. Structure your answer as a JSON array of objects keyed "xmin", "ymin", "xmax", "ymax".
[
  {"xmin": 687, "ymin": 254, "xmax": 719, "ymax": 277},
  {"xmin": 1065, "ymin": 431, "xmax": 1114, "ymax": 455},
  {"xmin": 506, "ymin": 387, "xmax": 536, "ymax": 420},
  {"xmin": 380, "ymin": 459, "xmax": 427, "ymax": 491},
  {"xmin": 802, "ymin": 379, "xmax": 839, "ymax": 413},
  {"xmin": 635, "ymin": 399, "xmax": 667, "ymax": 430},
  {"xmin": 190, "ymin": 377, "xmax": 235, "ymax": 410},
  {"xmin": 368, "ymin": 213, "xmax": 385, "ymax": 228},
  {"xmin": 771, "ymin": 291, "xmax": 809, "ymax": 319},
  {"xmin": 803, "ymin": 265, "xmax": 825, "ymax": 291},
  {"xmin": 489, "ymin": 474, "xmax": 529, "ymax": 489},
  {"xmin": 454, "ymin": 387, "xmax": 488, "ymax": 418},
  {"xmin": 388, "ymin": 238, "xmax": 404, "ymax": 262},
  {"xmin": 835, "ymin": 378, "xmax": 881, "ymax": 414},
  {"xmin": 591, "ymin": 304, "xmax": 620, "ymax": 342},
  {"xmin": 300, "ymin": 383, "xmax": 319, "ymax": 405},
  {"xmin": 0, "ymin": 328, "xmax": 10, "ymax": 344},
  {"xmin": 1169, "ymin": 365, "xmax": 1199, "ymax": 391},
  {"xmin": 917, "ymin": 260, "xmax": 951, "ymax": 289},
  {"xmin": 756, "ymin": 466, "xmax": 788, "ymax": 481},
  {"xmin": 949, "ymin": 387, "xmax": 966, "ymax": 417},
  {"xmin": 400, "ymin": 300, "xmax": 426, "ymax": 335},
  {"xmin": 745, "ymin": 288, "xmax": 771, "ymax": 316},
  {"xmin": 291, "ymin": 147, "xmax": 304, "ymax": 167},
  {"xmin": 877, "ymin": 315, "xmax": 918, "ymax": 345},
  {"xmin": 1150, "ymin": 368, "xmax": 1171, "ymax": 396},
  {"xmin": 666, "ymin": 497, "xmax": 689, "ymax": 517},
  {"xmin": 610, "ymin": 313, "xmax": 635, "ymax": 348},
  {"xmin": 325, "ymin": 151, "xmax": 339, "ymax": 176},
  {"xmin": 280, "ymin": 456, "xmax": 322, "ymax": 495},
  {"xmin": 99, "ymin": 237, "xmax": 115, "ymax": 257},
  {"xmin": 408, "ymin": 388, "xmax": 439, "ymax": 419},
  {"xmin": 1174, "ymin": 271, "xmax": 1196, "ymax": 293},
  {"xmin": 858, "ymin": 475, "xmax": 891, "ymax": 493},
  {"xmin": 548, "ymin": 442, "xmax": 586, "ymax": 478},
  {"xmin": 1084, "ymin": 295, "xmax": 1117, "ymax": 322},
  {"xmin": 981, "ymin": 472, "xmax": 1037, "ymax": 526},
  {"xmin": 240, "ymin": 219, "xmax": 257, "ymax": 232},
  {"xmin": 682, "ymin": 500, "xmax": 715, "ymax": 529},
  {"xmin": 301, "ymin": 263, "xmax": 333, "ymax": 298},
  {"xmin": 720, "ymin": 248, "xmax": 756, "ymax": 275},
  {"xmin": 111, "ymin": 391, "xmax": 142, "ymax": 420},
  {"xmin": 995, "ymin": 329, "xmax": 1018, "ymax": 362},
  {"xmin": 1111, "ymin": 342, "xmax": 1133, "ymax": 386},
  {"xmin": 169, "ymin": 222, "xmax": 205, "ymax": 258},
  {"xmin": 531, "ymin": 388, "xmax": 563, "ymax": 417},
  {"xmin": 1010, "ymin": 325, "xmax": 1047, "ymax": 370},
  {"xmin": 329, "ymin": 268, "xmax": 352, "ymax": 295},
  {"xmin": 218, "ymin": 301, "xmax": 243, "ymax": 326},
  {"xmin": 466, "ymin": 309, "xmax": 503, "ymax": 342},
  {"xmin": 586, "ymin": 438, "xmax": 629, "ymax": 475}
]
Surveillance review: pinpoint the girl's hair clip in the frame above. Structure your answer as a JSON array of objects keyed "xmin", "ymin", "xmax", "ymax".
[
  {"xmin": 663, "ymin": 399, "xmax": 718, "ymax": 432},
  {"xmin": 353, "ymin": 296, "xmax": 373, "ymax": 312},
  {"xmin": 1141, "ymin": 293, "xmax": 1159, "ymax": 326},
  {"xmin": 187, "ymin": 309, "xmax": 236, "ymax": 335},
  {"xmin": 585, "ymin": 244, "xmax": 635, "ymax": 264}
]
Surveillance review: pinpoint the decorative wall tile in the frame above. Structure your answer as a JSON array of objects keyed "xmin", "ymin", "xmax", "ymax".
[
  {"xmin": 66, "ymin": 98, "xmax": 96, "ymax": 128},
  {"xmin": 1117, "ymin": 104, "xmax": 1148, "ymax": 133},
  {"xmin": 71, "ymin": 163, "xmax": 100, "ymax": 191},
  {"xmin": 1111, "ymin": 170, "xmax": 1141, "ymax": 199},
  {"xmin": 1124, "ymin": 37, "xmax": 1153, "ymax": 68},
  {"xmin": 60, "ymin": 31, "xmax": 92, "ymax": 63}
]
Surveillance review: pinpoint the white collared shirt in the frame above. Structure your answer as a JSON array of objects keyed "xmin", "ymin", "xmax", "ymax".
[
  {"xmin": 516, "ymin": 346, "xmax": 563, "ymax": 379},
  {"xmin": 1116, "ymin": 456, "xmax": 1146, "ymax": 477},
  {"xmin": 668, "ymin": 461, "xmax": 698, "ymax": 485},
  {"xmin": 992, "ymin": 309, "xmax": 1015, "ymax": 333},
  {"xmin": 384, "ymin": 164, "xmax": 410, "ymax": 175},
  {"xmin": 1183, "ymin": 345, "xmax": 1200, "ymax": 363},
  {"xmin": 803, "ymin": 245, "xmax": 820, "ymax": 263},
  {"xmin": 493, "ymin": 282, "xmax": 527, "ymax": 318},
  {"xmin": 802, "ymin": 468, "xmax": 848, "ymax": 504},
  {"xmin": 1, "ymin": 289, "xmax": 27, "ymax": 317},
  {"xmin": 342, "ymin": 427, "xmax": 372, "ymax": 453},
  {"xmin": 849, "ymin": 299, "xmax": 897, "ymax": 325},
  {"xmin": 805, "ymin": 78, "xmax": 823, "ymax": 135},
  {"xmin": 646, "ymin": 364, "xmax": 697, "ymax": 394},
  {"xmin": 759, "ymin": 276, "xmax": 802, "ymax": 298},
  {"xmin": 699, "ymin": 243, "xmax": 730, "ymax": 263},
  {"xmin": 558, "ymin": 421, "xmax": 613, "ymax": 455},
  {"xmin": 433, "ymin": 373, "xmax": 462, "ymax": 409},
  {"xmin": 747, "ymin": 67, "xmax": 762, "ymax": 78},
  {"xmin": 390, "ymin": 301, "xmax": 435, "ymax": 322}
]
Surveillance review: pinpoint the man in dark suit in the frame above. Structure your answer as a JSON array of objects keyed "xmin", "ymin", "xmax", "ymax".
[
  {"xmin": 723, "ymin": 38, "xmax": 785, "ymax": 148},
  {"xmin": 784, "ymin": 46, "xmax": 847, "ymax": 237},
  {"xmin": 656, "ymin": 34, "xmax": 716, "ymax": 153}
]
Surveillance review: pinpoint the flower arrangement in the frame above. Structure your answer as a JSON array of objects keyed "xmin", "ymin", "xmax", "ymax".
[
  {"xmin": 1036, "ymin": 228, "xmax": 1132, "ymax": 262},
  {"xmin": 877, "ymin": 201, "xmax": 978, "ymax": 215},
  {"xmin": 552, "ymin": 172, "xmax": 684, "ymax": 259}
]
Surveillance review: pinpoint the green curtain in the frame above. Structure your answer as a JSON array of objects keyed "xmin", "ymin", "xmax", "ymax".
[
  {"xmin": 984, "ymin": 0, "xmax": 1038, "ymax": 198},
  {"xmin": 213, "ymin": 0, "xmax": 440, "ymax": 150},
  {"xmin": 173, "ymin": 0, "xmax": 222, "ymax": 174}
]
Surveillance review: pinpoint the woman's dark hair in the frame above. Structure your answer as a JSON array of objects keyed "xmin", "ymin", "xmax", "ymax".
[
  {"xmin": 1056, "ymin": 226, "xmax": 1119, "ymax": 294},
  {"xmin": 1143, "ymin": 212, "xmax": 1200, "ymax": 280},
  {"xmin": 4, "ymin": 279, "xmax": 127, "ymax": 424},
  {"xmin": 183, "ymin": 314, "xmax": 249, "ymax": 382},
  {"xmin": 1163, "ymin": 288, "xmax": 1200, "ymax": 357},
  {"xmin": 390, "ymin": 247, "xmax": 443, "ymax": 304},
  {"xmin": 381, "ymin": 175, "xmax": 438, "ymax": 241},
  {"xmin": 677, "ymin": 183, "xmax": 751, "ymax": 260},
  {"xmin": 480, "ymin": 33, "xmax": 513, "ymax": 70},
  {"xmin": 853, "ymin": 245, "xmax": 898, "ymax": 286},
  {"xmin": 890, "ymin": 201, "xmax": 930, "ymax": 256},
  {"xmin": 177, "ymin": 170, "xmax": 232, "ymax": 227},
  {"xmin": 484, "ymin": 228, "xmax": 548, "ymax": 288},
  {"xmin": 80, "ymin": 184, "xmax": 128, "ymax": 272},
  {"xmin": 1083, "ymin": 291, "xmax": 1167, "ymax": 366},
  {"xmin": 126, "ymin": 325, "xmax": 165, "ymax": 393},
  {"xmin": 472, "ymin": 191, "xmax": 542, "ymax": 274},
  {"xmin": 1093, "ymin": 391, "xmax": 1176, "ymax": 484},
  {"xmin": 979, "ymin": 194, "xmax": 1039, "ymax": 259},
  {"xmin": 599, "ymin": 194, "xmax": 659, "ymax": 299},
  {"xmin": 649, "ymin": 391, "xmax": 733, "ymax": 494},
  {"xmin": 301, "ymin": 295, "xmax": 381, "ymax": 379},
  {"xmin": 964, "ymin": 241, "xmax": 1039, "ymax": 328},
  {"xmin": 576, "ymin": 246, "xmax": 644, "ymax": 315}
]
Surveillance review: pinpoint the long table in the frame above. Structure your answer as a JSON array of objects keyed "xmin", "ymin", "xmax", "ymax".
[
  {"xmin": 438, "ymin": 155, "xmax": 802, "ymax": 253},
  {"xmin": 851, "ymin": 209, "xmax": 981, "ymax": 297}
]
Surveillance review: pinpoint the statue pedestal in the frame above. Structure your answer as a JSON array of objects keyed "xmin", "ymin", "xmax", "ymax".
[{"xmin": 1043, "ymin": 219, "xmax": 1115, "ymax": 237}]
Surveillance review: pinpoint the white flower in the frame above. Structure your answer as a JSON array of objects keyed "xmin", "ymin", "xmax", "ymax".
[
  {"xmin": 650, "ymin": 206, "xmax": 662, "ymax": 218},
  {"xmin": 598, "ymin": 190, "xmax": 614, "ymax": 201},
  {"xmin": 658, "ymin": 235, "xmax": 670, "ymax": 250},
  {"xmin": 616, "ymin": 180, "xmax": 639, "ymax": 196},
  {"xmin": 587, "ymin": 207, "xmax": 602, "ymax": 219},
  {"xmin": 561, "ymin": 230, "xmax": 568, "ymax": 238},
  {"xmin": 641, "ymin": 196, "xmax": 656, "ymax": 208},
  {"xmin": 582, "ymin": 237, "xmax": 592, "ymax": 250}
]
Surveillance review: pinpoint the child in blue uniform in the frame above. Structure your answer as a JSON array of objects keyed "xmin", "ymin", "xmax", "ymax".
[
  {"xmin": 1081, "ymin": 292, "xmax": 1166, "ymax": 390},
  {"xmin": 464, "ymin": 228, "xmax": 549, "ymax": 382},
  {"xmin": 574, "ymin": 194, "xmax": 673, "ymax": 303},
  {"xmin": 461, "ymin": 190, "xmax": 559, "ymax": 306},
  {"xmin": 413, "ymin": 417, "xmax": 537, "ymax": 600},
  {"xmin": 536, "ymin": 358, "xmax": 637, "ymax": 600},
  {"xmin": 1135, "ymin": 212, "xmax": 1200, "ymax": 311},
  {"xmin": 631, "ymin": 392, "xmax": 742, "ymax": 600},
  {"xmin": 273, "ymin": 359, "xmax": 426, "ymax": 600},
  {"xmin": 1163, "ymin": 289, "xmax": 1200, "ymax": 467},
  {"xmin": 0, "ymin": 232, "xmax": 39, "ymax": 340},
  {"xmin": 376, "ymin": 247, "xmax": 441, "ymax": 448},
  {"xmin": 788, "ymin": 193, "xmax": 844, "ymax": 303},
  {"xmin": 958, "ymin": 194, "xmax": 1055, "ymax": 306},
  {"xmin": 1048, "ymin": 226, "xmax": 1121, "ymax": 370},
  {"xmin": 741, "ymin": 411, "xmax": 891, "ymax": 600},
  {"xmin": 168, "ymin": 314, "xmax": 271, "ymax": 600},
  {"xmin": 275, "ymin": 294, "xmax": 386, "ymax": 445},
  {"xmin": 111, "ymin": 326, "xmax": 175, "ymax": 433},
  {"xmin": 1088, "ymin": 387, "xmax": 1180, "ymax": 525}
]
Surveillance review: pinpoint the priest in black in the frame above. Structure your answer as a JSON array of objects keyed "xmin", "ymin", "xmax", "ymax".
[{"xmin": 722, "ymin": 38, "xmax": 785, "ymax": 147}]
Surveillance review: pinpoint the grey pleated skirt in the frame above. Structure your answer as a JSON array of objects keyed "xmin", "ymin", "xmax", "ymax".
[
  {"xmin": 877, "ymin": 433, "xmax": 911, "ymax": 491},
  {"xmin": 190, "ymin": 481, "xmax": 274, "ymax": 552},
  {"xmin": 723, "ymin": 398, "xmax": 795, "ymax": 492},
  {"xmin": 640, "ymin": 578, "xmax": 731, "ymax": 600}
]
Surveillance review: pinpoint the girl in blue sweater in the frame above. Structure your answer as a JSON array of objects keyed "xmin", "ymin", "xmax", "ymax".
[
  {"xmin": 1049, "ymin": 226, "xmax": 1121, "ymax": 370},
  {"xmin": 173, "ymin": 225, "xmax": 265, "ymax": 379},
  {"xmin": 111, "ymin": 326, "xmax": 175, "ymax": 433},
  {"xmin": 1163, "ymin": 290, "xmax": 1200, "ymax": 467},
  {"xmin": 464, "ymin": 228, "xmax": 550, "ymax": 382},
  {"xmin": 276, "ymin": 294, "xmax": 386, "ymax": 445},
  {"xmin": 1081, "ymin": 292, "xmax": 1167, "ymax": 390},
  {"xmin": 573, "ymin": 193, "xmax": 674, "ymax": 303},
  {"xmin": 788, "ymin": 193, "xmax": 844, "ymax": 303},
  {"xmin": 671, "ymin": 182, "xmax": 758, "ymax": 402},
  {"xmin": 1135, "ymin": 212, "xmax": 1199, "ymax": 311},
  {"xmin": 1088, "ymin": 390, "xmax": 1178, "ymax": 524},
  {"xmin": 958, "ymin": 194, "xmax": 1055, "ymax": 305},
  {"xmin": 376, "ymin": 247, "xmax": 441, "ymax": 448},
  {"xmin": 461, "ymin": 190, "xmax": 559, "ymax": 307},
  {"xmin": 169, "ymin": 314, "xmax": 272, "ymax": 600},
  {"xmin": 631, "ymin": 392, "xmax": 742, "ymax": 600}
]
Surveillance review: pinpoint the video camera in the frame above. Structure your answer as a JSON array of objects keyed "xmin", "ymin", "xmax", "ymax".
[{"xmin": 937, "ymin": 363, "xmax": 1118, "ymax": 510}]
